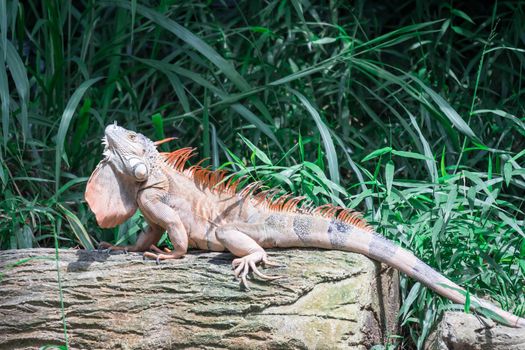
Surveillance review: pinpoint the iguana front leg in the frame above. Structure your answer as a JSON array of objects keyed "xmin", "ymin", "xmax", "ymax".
[
  {"xmin": 98, "ymin": 222, "xmax": 164, "ymax": 253},
  {"xmin": 139, "ymin": 196, "xmax": 189, "ymax": 262},
  {"xmin": 216, "ymin": 225, "xmax": 282, "ymax": 289}
]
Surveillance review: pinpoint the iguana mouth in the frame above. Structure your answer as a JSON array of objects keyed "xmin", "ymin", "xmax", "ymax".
[{"xmin": 104, "ymin": 123, "xmax": 125, "ymax": 150}]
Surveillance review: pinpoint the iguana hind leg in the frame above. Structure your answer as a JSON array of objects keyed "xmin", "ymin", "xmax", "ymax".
[{"xmin": 216, "ymin": 226, "xmax": 282, "ymax": 289}]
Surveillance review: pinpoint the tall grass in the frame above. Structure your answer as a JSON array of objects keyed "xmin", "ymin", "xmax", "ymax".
[{"xmin": 0, "ymin": 1, "xmax": 524, "ymax": 348}]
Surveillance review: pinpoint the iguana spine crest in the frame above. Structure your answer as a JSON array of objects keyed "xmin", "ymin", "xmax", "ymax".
[{"xmin": 162, "ymin": 147, "xmax": 373, "ymax": 232}]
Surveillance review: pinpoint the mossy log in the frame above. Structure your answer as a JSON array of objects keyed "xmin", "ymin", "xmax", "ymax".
[{"xmin": 0, "ymin": 248, "xmax": 399, "ymax": 349}]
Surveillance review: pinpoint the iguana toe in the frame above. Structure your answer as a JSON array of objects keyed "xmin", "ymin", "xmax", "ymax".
[
  {"xmin": 232, "ymin": 252, "xmax": 283, "ymax": 289},
  {"xmin": 143, "ymin": 251, "xmax": 159, "ymax": 261},
  {"xmin": 143, "ymin": 251, "xmax": 184, "ymax": 263},
  {"xmin": 98, "ymin": 241, "xmax": 112, "ymax": 252},
  {"xmin": 98, "ymin": 241, "xmax": 129, "ymax": 254}
]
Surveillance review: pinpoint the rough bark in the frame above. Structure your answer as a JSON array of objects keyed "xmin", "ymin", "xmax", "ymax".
[
  {"xmin": 426, "ymin": 311, "xmax": 525, "ymax": 350},
  {"xmin": 0, "ymin": 248, "xmax": 399, "ymax": 350}
]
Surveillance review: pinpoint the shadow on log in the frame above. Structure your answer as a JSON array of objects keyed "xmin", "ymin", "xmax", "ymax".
[{"xmin": 0, "ymin": 248, "xmax": 399, "ymax": 349}]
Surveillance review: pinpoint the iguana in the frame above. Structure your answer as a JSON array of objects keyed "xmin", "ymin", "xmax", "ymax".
[{"xmin": 85, "ymin": 123, "xmax": 525, "ymax": 328}]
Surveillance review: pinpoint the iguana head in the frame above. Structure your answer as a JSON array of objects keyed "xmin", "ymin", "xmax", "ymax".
[
  {"xmin": 85, "ymin": 123, "xmax": 159, "ymax": 228},
  {"xmin": 102, "ymin": 122, "xmax": 157, "ymax": 181}
]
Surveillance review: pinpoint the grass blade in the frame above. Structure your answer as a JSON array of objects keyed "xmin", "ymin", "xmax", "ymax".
[
  {"xmin": 289, "ymin": 88, "xmax": 340, "ymax": 186},
  {"xmin": 6, "ymin": 40, "xmax": 29, "ymax": 141},
  {"xmin": 55, "ymin": 77, "xmax": 103, "ymax": 192},
  {"xmin": 57, "ymin": 204, "xmax": 94, "ymax": 250},
  {"xmin": 0, "ymin": 0, "xmax": 5, "ymax": 61},
  {"xmin": 110, "ymin": 1, "xmax": 249, "ymax": 90},
  {"xmin": 0, "ymin": 49, "xmax": 8, "ymax": 149},
  {"xmin": 407, "ymin": 74, "xmax": 480, "ymax": 142}
]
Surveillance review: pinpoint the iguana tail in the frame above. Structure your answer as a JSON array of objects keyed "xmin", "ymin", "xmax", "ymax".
[
  {"xmin": 351, "ymin": 229, "xmax": 525, "ymax": 328},
  {"xmin": 273, "ymin": 214, "xmax": 525, "ymax": 328}
]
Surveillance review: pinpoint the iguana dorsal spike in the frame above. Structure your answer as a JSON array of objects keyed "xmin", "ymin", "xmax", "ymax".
[
  {"xmin": 154, "ymin": 137, "xmax": 177, "ymax": 147},
  {"xmin": 160, "ymin": 148, "xmax": 374, "ymax": 231}
]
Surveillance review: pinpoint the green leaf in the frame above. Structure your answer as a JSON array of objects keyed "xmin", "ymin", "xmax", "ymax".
[
  {"xmin": 464, "ymin": 288, "xmax": 471, "ymax": 314},
  {"xmin": 249, "ymin": 26, "xmax": 273, "ymax": 34},
  {"xmin": 230, "ymin": 104, "xmax": 280, "ymax": 146},
  {"xmin": 431, "ymin": 217, "xmax": 444, "ymax": 252},
  {"xmin": 269, "ymin": 65, "xmax": 326, "ymax": 86},
  {"xmin": 55, "ymin": 77, "xmax": 104, "ymax": 193},
  {"xmin": 362, "ymin": 147, "xmax": 392, "ymax": 162},
  {"xmin": 408, "ymin": 74, "xmax": 479, "ymax": 141},
  {"xmin": 239, "ymin": 134, "xmax": 272, "ymax": 166},
  {"xmin": 289, "ymin": 88, "xmax": 340, "ymax": 186},
  {"xmin": 57, "ymin": 204, "xmax": 95, "ymax": 250},
  {"xmin": 166, "ymin": 72, "xmax": 190, "ymax": 114},
  {"xmin": 511, "ymin": 149, "xmax": 525, "ymax": 162},
  {"xmin": 498, "ymin": 212, "xmax": 524, "ymax": 237},
  {"xmin": 476, "ymin": 305, "xmax": 511, "ymax": 326},
  {"xmin": 440, "ymin": 146, "xmax": 447, "ymax": 178},
  {"xmin": 151, "ymin": 113, "xmax": 165, "ymax": 139},
  {"xmin": 451, "ymin": 25, "xmax": 474, "ymax": 38},
  {"xmin": 5, "ymin": 40, "xmax": 29, "ymax": 141},
  {"xmin": 385, "ymin": 160, "xmax": 394, "ymax": 196},
  {"xmin": 503, "ymin": 162, "xmax": 512, "ymax": 186},
  {"xmin": 137, "ymin": 58, "xmax": 280, "ymax": 147},
  {"xmin": 0, "ymin": 152, "xmax": 6, "ymax": 185},
  {"xmin": 451, "ymin": 8, "xmax": 475, "ymax": 24},
  {"xmin": 108, "ymin": 0, "xmax": 275, "ymax": 126},
  {"xmin": 519, "ymin": 260, "xmax": 525, "ymax": 275},
  {"xmin": 407, "ymin": 110, "xmax": 438, "ymax": 182},
  {"xmin": 312, "ymin": 37, "xmax": 337, "ymax": 45},
  {"xmin": 125, "ymin": 2, "xmax": 249, "ymax": 91},
  {"xmin": 0, "ymin": 0, "xmax": 5, "ymax": 61},
  {"xmin": 0, "ymin": 50, "xmax": 9, "ymax": 149},
  {"xmin": 399, "ymin": 282, "xmax": 422, "ymax": 320},
  {"xmin": 392, "ymin": 150, "xmax": 434, "ymax": 161},
  {"xmin": 130, "ymin": 0, "xmax": 137, "ymax": 43},
  {"xmin": 443, "ymin": 187, "xmax": 457, "ymax": 222},
  {"xmin": 472, "ymin": 109, "xmax": 525, "ymax": 133}
]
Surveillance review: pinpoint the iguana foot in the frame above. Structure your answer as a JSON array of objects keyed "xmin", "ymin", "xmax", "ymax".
[
  {"xmin": 149, "ymin": 245, "xmax": 172, "ymax": 254},
  {"xmin": 143, "ymin": 251, "xmax": 183, "ymax": 264},
  {"xmin": 98, "ymin": 241, "xmax": 128, "ymax": 254},
  {"xmin": 232, "ymin": 252, "xmax": 283, "ymax": 290}
]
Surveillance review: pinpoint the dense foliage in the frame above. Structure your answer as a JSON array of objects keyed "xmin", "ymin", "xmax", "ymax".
[{"xmin": 0, "ymin": 1, "xmax": 524, "ymax": 348}]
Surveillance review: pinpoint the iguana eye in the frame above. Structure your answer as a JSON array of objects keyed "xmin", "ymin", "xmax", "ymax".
[{"xmin": 128, "ymin": 134, "xmax": 136, "ymax": 140}]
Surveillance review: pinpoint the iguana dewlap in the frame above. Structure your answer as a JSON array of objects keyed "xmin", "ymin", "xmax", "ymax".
[{"xmin": 85, "ymin": 123, "xmax": 525, "ymax": 328}]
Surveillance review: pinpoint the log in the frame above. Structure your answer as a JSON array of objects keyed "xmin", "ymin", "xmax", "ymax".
[
  {"xmin": 426, "ymin": 311, "xmax": 525, "ymax": 350},
  {"xmin": 0, "ymin": 248, "xmax": 399, "ymax": 349}
]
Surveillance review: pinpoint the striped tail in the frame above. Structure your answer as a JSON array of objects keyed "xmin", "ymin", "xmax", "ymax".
[
  {"xmin": 340, "ymin": 227, "xmax": 525, "ymax": 328},
  {"xmin": 266, "ymin": 212, "xmax": 524, "ymax": 327}
]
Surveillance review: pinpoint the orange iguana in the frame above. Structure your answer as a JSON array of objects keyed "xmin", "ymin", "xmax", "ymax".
[{"xmin": 85, "ymin": 123, "xmax": 525, "ymax": 328}]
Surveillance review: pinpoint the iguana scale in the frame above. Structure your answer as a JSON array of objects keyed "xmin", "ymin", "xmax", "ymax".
[{"xmin": 85, "ymin": 123, "xmax": 525, "ymax": 328}]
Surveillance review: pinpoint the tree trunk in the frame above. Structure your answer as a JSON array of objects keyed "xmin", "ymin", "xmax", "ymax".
[{"xmin": 0, "ymin": 248, "xmax": 399, "ymax": 350}]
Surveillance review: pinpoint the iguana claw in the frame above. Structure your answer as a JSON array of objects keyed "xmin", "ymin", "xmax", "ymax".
[
  {"xmin": 232, "ymin": 252, "xmax": 283, "ymax": 289},
  {"xmin": 143, "ymin": 251, "xmax": 183, "ymax": 263},
  {"xmin": 97, "ymin": 242, "xmax": 129, "ymax": 255},
  {"xmin": 98, "ymin": 242, "xmax": 116, "ymax": 254}
]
